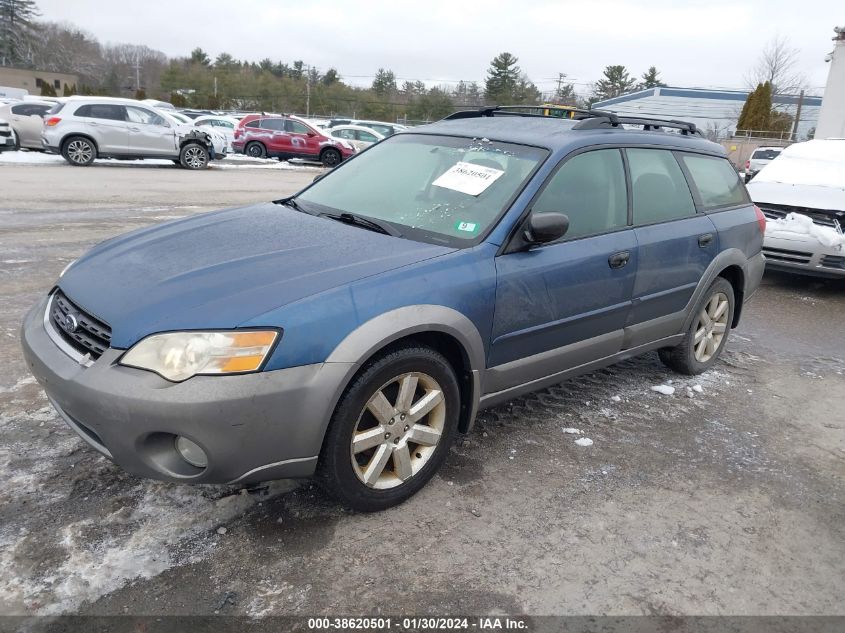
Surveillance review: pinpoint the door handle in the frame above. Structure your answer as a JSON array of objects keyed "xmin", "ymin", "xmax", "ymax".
[
  {"xmin": 129, "ymin": 127, "xmax": 140, "ymax": 132},
  {"xmin": 608, "ymin": 251, "xmax": 630, "ymax": 269},
  {"xmin": 698, "ymin": 233, "xmax": 714, "ymax": 247}
]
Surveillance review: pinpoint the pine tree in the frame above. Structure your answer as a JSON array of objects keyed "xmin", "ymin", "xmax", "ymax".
[
  {"xmin": 189, "ymin": 47, "xmax": 210, "ymax": 66},
  {"xmin": 485, "ymin": 52, "xmax": 521, "ymax": 104},
  {"xmin": 0, "ymin": 0, "xmax": 40, "ymax": 67},
  {"xmin": 736, "ymin": 84, "xmax": 758, "ymax": 131},
  {"xmin": 593, "ymin": 65, "xmax": 637, "ymax": 101},
  {"xmin": 639, "ymin": 66, "xmax": 666, "ymax": 89},
  {"xmin": 371, "ymin": 68, "xmax": 396, "ymax": 97}
]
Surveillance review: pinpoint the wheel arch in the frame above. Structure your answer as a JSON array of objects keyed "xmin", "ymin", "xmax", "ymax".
[
  {"xmin": 717, "ymin": 264, "xmax": 745, "ymax": 328},
  {"xmin": 682, "ymin": 249, "xmax": 750, "ymax": 332},
  {"xmin": 325, "ymin": 305, "xmax": 486, "ymax": 434}
]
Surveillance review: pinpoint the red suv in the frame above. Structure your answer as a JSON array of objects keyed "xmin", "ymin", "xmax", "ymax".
[{"xmin": 233, "ymin": 114, "xmax": 356, "ymax": 166}]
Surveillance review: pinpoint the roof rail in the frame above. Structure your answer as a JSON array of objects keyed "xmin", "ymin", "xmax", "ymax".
[
  {"xmin": 443, "ymin": 105, "xmax": 700, "ymax": 136},
  {"xmin": 573, "ymin": 114, "xmax": 701, "ymax": 136}
]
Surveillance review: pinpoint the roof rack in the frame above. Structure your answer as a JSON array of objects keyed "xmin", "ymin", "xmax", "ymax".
[{"xmin": 443, "ymin": 105, "xmax": 701, "ymax": 136}]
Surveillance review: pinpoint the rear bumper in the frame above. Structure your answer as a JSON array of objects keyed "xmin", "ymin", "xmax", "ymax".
[{"xmin": 21, "ymin": 296, "xmax": 354, "ymax": 484}]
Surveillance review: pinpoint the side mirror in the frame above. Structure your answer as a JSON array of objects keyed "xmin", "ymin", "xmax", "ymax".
[{"xmin": 523, "ymin": 213, "xmax": 569, "ymax": 245}]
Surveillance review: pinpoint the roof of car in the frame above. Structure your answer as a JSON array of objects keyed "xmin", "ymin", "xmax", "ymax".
[
  {"xmin": 330, "ymin": 124, "xmax": 385, "ymax": 136},
  {"xmin": 414, "ymin": 115, "xmax": 725, "ymax": 156}
]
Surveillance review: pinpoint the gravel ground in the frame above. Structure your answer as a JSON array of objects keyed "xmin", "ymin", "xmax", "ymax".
[{"xmin": 0, "ymin": 160, "xmax": 842, "ymax": 618}]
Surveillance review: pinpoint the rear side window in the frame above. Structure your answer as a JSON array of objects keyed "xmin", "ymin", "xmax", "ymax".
[
  {"xmin": 261, "ymin": 118, "xmax": 285, "ymax": 131},
  {"xmin": 533, "ymin": 149, "xmax": 628, "ymax": 241},
  {"xmin": 75, "ymin": 104, "xmax": 125, "ymax": 121},
  {"xmin": 244, "ymin": 119, "xmax": 261, "ymax": 128},
  {"xmin": 627, "ymin": 148, "xmax": 696, "ymax": 225},
  {"xmin": 680, "ymin": 154, "xmax": 747, "ymax": 210}
]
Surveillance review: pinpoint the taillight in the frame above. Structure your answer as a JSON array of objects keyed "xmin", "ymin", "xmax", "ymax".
[
  {"xmin": 754, "ymin": 205, "xmax": 766, "ymax": 233},
  {"xmin": 744, "ymin": 160, "xmax": 750, "ymax": 170},
  {"xmin": 234, "ymin": 127, "xmax": 242, "ymax": 139},
  {"xmin": 45, "ymin": 117, "xmax": 61, "ymax": 126}
]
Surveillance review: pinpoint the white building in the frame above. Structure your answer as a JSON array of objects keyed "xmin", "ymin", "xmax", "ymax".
[
  {"xmin": 593, "ymin": 86, "xmax": 822, "ymax": 140},
  {"xmin": 816, "ymin": 26, "xmax": 845, "ymax": 139}
]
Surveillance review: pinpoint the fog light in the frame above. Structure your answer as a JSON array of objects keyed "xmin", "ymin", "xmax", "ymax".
[{"xmin": 174, "ymin": 436, "xmax": 208, "ymax": 468}]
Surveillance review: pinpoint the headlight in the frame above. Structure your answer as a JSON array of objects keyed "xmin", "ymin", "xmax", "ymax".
[{"xmin": 120, "ymin": 330, "xmax": 279, "ymax": 382}]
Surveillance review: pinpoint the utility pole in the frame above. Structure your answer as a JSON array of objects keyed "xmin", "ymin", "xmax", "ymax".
[
  {"xmin": 305, "ymin": 65, "xmax": 311, "ymax": 117},
  {"xmin": 133, "ymin": 54, "xmax": 141, "ymax": 94},
  {"xmin": 791, "ymin": 89, "xmax": 804, "ymax": 142}
]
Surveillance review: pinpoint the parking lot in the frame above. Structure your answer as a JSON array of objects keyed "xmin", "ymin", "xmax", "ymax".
[{"xmin": 0, "ymin": 159, "xmax": 843, "ymax": 617}]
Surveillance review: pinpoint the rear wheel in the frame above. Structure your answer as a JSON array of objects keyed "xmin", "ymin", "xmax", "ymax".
[
  {"xmin": 61, "ymin": 136, "xmax": 96, "ymax": 166},
  {"xmin": 318, "ymin": 345, "xmax": 460, "ymax": 512},
  {"xmin": 245, "ymin": 142, "xmax": 266, "ymax": 158},
  {"xmin": 179, "ymin": 142, "xmax": 209, "ymax": 170},
  {"xmin": 320, "ymin": 147, "xmax": 342, "ymax": 167},
  {"xmin": 658, "ymin": 277, "xmax": 735, "ymax": 375}
]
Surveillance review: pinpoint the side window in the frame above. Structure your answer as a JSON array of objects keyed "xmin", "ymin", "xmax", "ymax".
[
  {"xmin": 32, "ymin": 105, "xmax": 51, "ymax": 116},
  {"xmin": 218, "ymin": 120, "xmax": 234, "ymax": 129},
  {"xmin": 75, "ymin": 104, "xmax": 126, "ymax": 121},
  {"xmin": 261, "ymin": 118, "xmax": 284, "ymax": 131},
  {"xmin": 287, "ymin": 120, "xmax": 312, "ymax": 134},
  {"xmin": 359, "ymin": 131, "xmax": 378, "ymax": 143},
  {"xmin": 244, "ymin": 119, "xmax": 261, "ymax": 128},
  {"xmin": 334, "ymin": 129, "xmax": 353, "ymax": 139},
  {"xmin": 125, "ymin": 106, "xmax": 165, "ymax": 126},
  {"xmin": 11, "ymin": 104, "xmax": 31, "ymax": 115},
  {"xmin": 532, "ymin": 149, "xmax": 628, "ymax": 241},
  {"xmin": 627, "ymin": 148, "xmax": 696, "ymax": 225},
  {"xmin": 679, "ymin": 154, "xmax": 747, "ymax": 210}
]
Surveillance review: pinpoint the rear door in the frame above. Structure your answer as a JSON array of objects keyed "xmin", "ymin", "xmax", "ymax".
[
  {"xmin": 260, "ymin": 118, "xmax": 289, "ymax": 156},
  {"xmin": 125, "ymin": 106, "xmax": 176, "ymax": 156},
  {"xmin": 489, "ymin": 148, "xmax": 637, "ymax": 391},
  {"xmin": 73, "ymin": 103, "xmax": 130, "ymax": 153},
  {"xmin": 624, "ymin": 148, "xmax": 718, "ymax": 345}
]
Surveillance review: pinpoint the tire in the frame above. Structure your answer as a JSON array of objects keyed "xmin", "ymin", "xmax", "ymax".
[
  {"xmin": 317, "ymin": 344, "xmax": 460, "ymax": 512},
  {"xmin": 320, "ymin": 147, "xmax": 342, "ymax": 167},
  {"xmin": 179, "ymin": 142, "xmax": 209, "ymax": 170},
  {"xmin": 658, "ymin": 277, "xmax": 735, "ymax": 375},
  {"xmin": 12, "ymin": 131, "xmax": 20, "ymax": 151},
  {"xmin": 245, "ymin": 142, "xmax": 266, "ymax": 159},
  {"xmin": 61, "ymin": 136, "xmax": 96, "ymax": 166}
]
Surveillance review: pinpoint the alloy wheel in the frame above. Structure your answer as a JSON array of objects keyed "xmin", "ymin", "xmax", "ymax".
[
  {"xmin": 67, "ymin": 140, "xmax": 93, "ymax": 164},
  {"xmin": 350, "ymin": 372, "xmax": 446, "ymax": 489},
  {"xmin": 693, "ymin": 291, "xmax": 729, "ymax": 362},
  {"xmin": 183, "ymin": 146, "xmax": 207, "ymax": 169}
]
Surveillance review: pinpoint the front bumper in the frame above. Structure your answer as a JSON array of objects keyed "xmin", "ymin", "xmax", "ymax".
[
  {"xmin": 0, "ymin": 134, "xmax": 14, "ymax": 151},
  {"xmin": 763, "ymin": 232, "xmax": 845, "ymax": 278},
  {"xmin": 20, "ymin": 296, "xmax": 354, "ymax": 484}
]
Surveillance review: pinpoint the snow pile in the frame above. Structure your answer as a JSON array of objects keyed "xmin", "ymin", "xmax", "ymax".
[
  {"xmin": 562, "ymin": 427, "xmax": 582, "ymax": 434},
  {"xmin": 765, "ymin": 212, "xmax": 845, "ymax": 250},
  {"xmin": 574, "ymin": 437, "xmax": 594, "ymax": 447},
  {"xmin": 651, "ymin": 385, "xmax": 676, "ymax": 395}
]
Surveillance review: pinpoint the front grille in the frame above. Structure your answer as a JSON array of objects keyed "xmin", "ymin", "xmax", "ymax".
[
  {"xmin": 762, "ymin": 246, "xmax": 813, "ymax": 264},
  {"xmin": 820, "ymin": 255, "xmax": 845, "ymax": 270},
  {"xmin": 49, "ymin": 290, "xmax": 112, "ymax": 360},
  {"xmin": 759, "ymin": 203, "xmax": 844, "ymax": 230}
]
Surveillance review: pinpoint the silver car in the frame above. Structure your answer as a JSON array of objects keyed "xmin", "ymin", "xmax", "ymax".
[
  {"xmin": 0, "ymin": 100, "xmax": 54, "ymax": 150},
  {"xmin": 41, "ymin": 97, "xmax": 226, "ymax": 169}
]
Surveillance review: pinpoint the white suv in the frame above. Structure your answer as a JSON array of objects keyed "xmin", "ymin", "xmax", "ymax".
[{"xmin": 41, "ymin": 97, "xmax": 227, "ymax": 169}]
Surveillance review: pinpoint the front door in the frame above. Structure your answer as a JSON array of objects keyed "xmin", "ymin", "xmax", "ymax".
[
  {"xmin": 286, "ymin": 119, "xmax": 321, "ymax": 159},
  {"xmin": 125, "ymin": 106, "xmax": 176, "ymax": 156},
  {"xmin": 489, "ymin": 148, "xmax": 637, "ymax": 391}
]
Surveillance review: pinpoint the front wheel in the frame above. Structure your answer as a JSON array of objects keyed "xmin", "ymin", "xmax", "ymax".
[
  {"xmin": 659, "ymin": 277, "xmax": 735, "ymax": 375},
  {"xmin": 179, "ymin": 142, "xmax": 209, "ymax": 170},
  {"xmin": 318, "ymin": 345, "xmax": 460, "ymax": 512},
  {"xmin": 320, "ymin": 147, "xmax": 342, "ymax": 167}
]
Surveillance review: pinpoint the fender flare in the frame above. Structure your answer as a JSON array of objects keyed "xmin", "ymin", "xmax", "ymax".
[{"xmin": 681, "ymin": 248, "xmax": 749, "ymax": 331}]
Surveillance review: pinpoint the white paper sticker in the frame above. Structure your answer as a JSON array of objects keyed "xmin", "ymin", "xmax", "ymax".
[{"xmin": 432, "ymin": 161, "xmax": 505, "ymax": 196}]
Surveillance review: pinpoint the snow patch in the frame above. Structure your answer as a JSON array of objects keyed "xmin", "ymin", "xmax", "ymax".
[
  {"xmin": 562, "ymin": 427, "xmax": 582, "ymax": 434},
  {"xmin": 651, "ymin": 385, "xmax": 676, "ymax": 395},
  {"xmin": 765, "ymin": 212, "xmax": 845, "ymax": 250},
  {"xmin": 574, "ymin": 437, "xmax": 594, "ymax": 447}
]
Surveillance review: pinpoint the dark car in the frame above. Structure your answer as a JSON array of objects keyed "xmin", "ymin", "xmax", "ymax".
[
  {"xmin": 22, "ymin": 108, "xmax": 765, "ymax": 512},
  {"xmin": 233, "ymin": 114, "xmax": 356, "ymax": 166}
]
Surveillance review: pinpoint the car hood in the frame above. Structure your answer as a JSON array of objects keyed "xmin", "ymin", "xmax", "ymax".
[
  {"xmin": 59, "ymin": 203, "xmax": 455, "ymax": 348},
  {"xmin": 747, "ymin": 181, "xmax": 845, "ymax": 212}
]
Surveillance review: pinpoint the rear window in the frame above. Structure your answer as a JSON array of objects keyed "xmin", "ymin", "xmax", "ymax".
[
  {"xmin": 680, "ymin": 153, "xmax": 747, "ymax": 210},
  {"xmin": 752, "ymin": 149, "xmax": 781, "ymax": 160}
]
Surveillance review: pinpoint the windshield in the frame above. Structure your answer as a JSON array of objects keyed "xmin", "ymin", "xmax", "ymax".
[
  {"xmin": 296, "ymin": 134, "xmax": 547, "ymax": 246},
  {"xmin": 752, "ymin": 149, "xmax": 781, "ymax": 160}
]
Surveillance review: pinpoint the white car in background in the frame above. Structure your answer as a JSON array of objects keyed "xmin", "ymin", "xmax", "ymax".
[
  {"xmin": 748, "ymin": 139, "xmax": 845, "ymax": 278},
  {"xmin": 326, "ymin": 124, "xmax": 384, "ymax": 151},
  {"xmin": 0, "ymin": 100, "xmax": 53, "ymax": 150},
  {"xmin": 744, "ymin": 146, "xmax": 783, "ymax": 182},
  {"xmin": 192, "ymin": 115, "xmax": 240, "ymax": 150}
]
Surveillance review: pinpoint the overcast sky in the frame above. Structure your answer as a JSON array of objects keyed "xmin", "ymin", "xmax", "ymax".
[{"xmin": 35, "ymin": 0, "xmax": 838, "ymax": 95}]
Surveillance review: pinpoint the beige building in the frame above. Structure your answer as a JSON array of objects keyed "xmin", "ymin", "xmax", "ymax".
[{"xmin": 0, "ymin": 66, "xmax": 79, "ymax": 96}]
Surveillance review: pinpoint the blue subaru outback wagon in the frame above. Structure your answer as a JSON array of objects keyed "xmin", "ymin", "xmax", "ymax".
[{"xmin": 22, "ymin": 108, "xmax": 765, "ymax": 511}]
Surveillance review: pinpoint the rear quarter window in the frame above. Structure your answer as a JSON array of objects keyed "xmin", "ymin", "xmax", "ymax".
[{"xmin": 680, "ymin": 153, "xmax": 748, "ymax": 210}]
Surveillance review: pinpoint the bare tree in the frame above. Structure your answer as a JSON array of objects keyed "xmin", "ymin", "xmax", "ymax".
[{"xmin": 745, "ymin": 35, "xmax": 807, "ymax": 96}]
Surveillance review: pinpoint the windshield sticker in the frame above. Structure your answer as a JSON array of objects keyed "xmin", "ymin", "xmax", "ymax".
[
  {"xmin": 455, "ymin": 221, "xmax": 479, "ymax": 233},
  {"xmin": 432, "ymin": 161, "xmax": 505, "ymax": 196}
]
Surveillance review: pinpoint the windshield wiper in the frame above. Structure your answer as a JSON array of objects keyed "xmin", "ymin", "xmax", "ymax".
[
  {"xmin": 275, "ymin": 196, "xmax": 316, "ymax": 215},
  {"xmin": 321, "ymin": 212, "xmax": 402, "ymax": 237}
]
